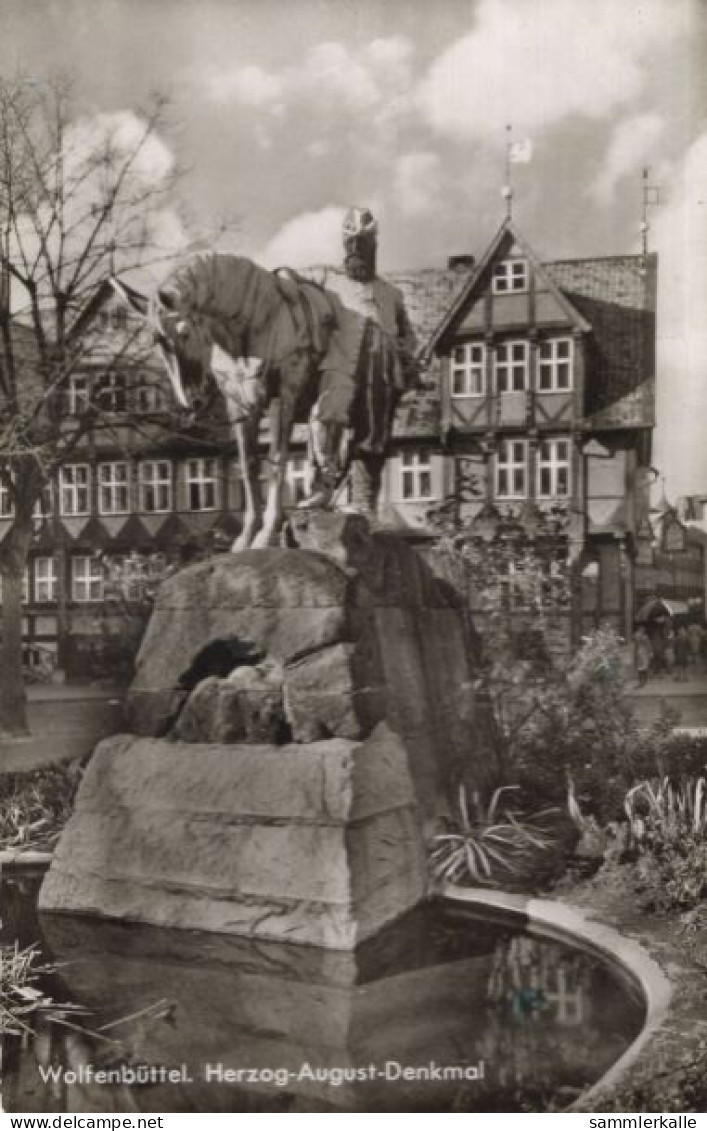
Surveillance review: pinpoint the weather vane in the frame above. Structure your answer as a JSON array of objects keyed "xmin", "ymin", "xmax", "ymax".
[
  {"xmin": 641, "ymin": 167, "xmax": 660, "ymax": 256},
  {"xmin": 503, "ymin": 124, "xmax": 533, "ymax": 220}
]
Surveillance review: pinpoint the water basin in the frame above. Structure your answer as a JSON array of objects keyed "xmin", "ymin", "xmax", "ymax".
[{"xmin": 1, "ymin": 871, "xmax": 645, "ymax": 1113}]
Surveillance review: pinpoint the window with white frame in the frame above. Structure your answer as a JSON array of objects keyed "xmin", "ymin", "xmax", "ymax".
[
  {"xmin": 400, "ymin": 450, "xmax": 434, "ymax": 501},
  {"xmin": 492, "ymin": 259, "xmax": 529, "ymax": 294},
  {"xmin": 537, "ymin": 437, "xmax": 571, "ymax": 498},
  {"xmin": 287, "ymin": 456, "xmax": 310, "ymax": 505},
  {"xmin": 72, "ymin": 555, "xmax": 104, "ymax": 602},
  {"xmin": 60, "ymin": 464, "xmax": 90, "ymax": 516},
  {"xmin": 186, "ymin": 458, "xmax": 217, "ymax": 511},
  {"xmin": 538, "ymin": 338, "xmax": 573, "ymax": 391},
  {"xmin": 67, "ymin": 374, "xmax": 90, "ymax": 415},
  {"xmin": 97, "ymin": 372, "xmax": 127, "ymax": 413},
  {"xmin": 98, "ymin": 462, "xmax": 130, "ymax": 515},
  {"xmin": 495, "ymin": 341, "xmax": 529, "ymax": 392},
  {"xmin": 139, "ymin": 460, "xmax": 172, "ymax": 513},
  {"xmin": 495, "ymin": 438, "xmax": 528, "ymax": 498},
  {"xmin": 34, "ymin": 556, "xmax": 57, "ymax": 603},
  {"xmin": 451, "ymin": 342, "xmax": 486, "ymax": 397}
]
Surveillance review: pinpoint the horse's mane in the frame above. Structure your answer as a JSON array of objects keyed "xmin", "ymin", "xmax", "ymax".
[{"xmin": 154, "ymin": 252, "xmax": 281, "ymax": 324}]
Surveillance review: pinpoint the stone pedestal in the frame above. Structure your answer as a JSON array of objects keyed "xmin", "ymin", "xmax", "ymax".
[
  {"xmin": 40, "ymin": 516, "xmax": 496, "ymax": 948},
  {"xmin": 39, "ymin": 722, "xmax": 426, "ymax": 948}
]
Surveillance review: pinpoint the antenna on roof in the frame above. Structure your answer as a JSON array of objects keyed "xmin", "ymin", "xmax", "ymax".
[{"xmin": 641, "ymin": 167, "xmax": 660, "ymax": 256}]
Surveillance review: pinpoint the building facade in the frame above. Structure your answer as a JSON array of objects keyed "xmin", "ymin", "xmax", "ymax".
[{"xmin": 1, "ymin": 218, "xmax": 662, "ymax": 678}]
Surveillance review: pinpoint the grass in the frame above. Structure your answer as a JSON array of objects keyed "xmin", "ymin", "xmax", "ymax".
[{"xmin": 0, "ymin": 763, "xmax": 81, "ymax": 854}]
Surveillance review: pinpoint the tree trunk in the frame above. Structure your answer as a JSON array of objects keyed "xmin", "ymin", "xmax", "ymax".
[{"xmin": 0, "ymin": 523, "xmax": 32, "ymax": 736}]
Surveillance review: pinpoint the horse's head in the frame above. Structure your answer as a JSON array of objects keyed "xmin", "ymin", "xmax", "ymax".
[{"xmin": 109, "ymin": 277, "xmax": 213, "ymax": 414}]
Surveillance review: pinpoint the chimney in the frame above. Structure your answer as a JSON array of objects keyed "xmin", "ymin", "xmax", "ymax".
[{"xmin": 447, "ymin": 254, "xmax": 475, "ymax": 273}]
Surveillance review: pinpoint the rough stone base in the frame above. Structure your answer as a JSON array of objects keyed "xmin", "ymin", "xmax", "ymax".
[{"xmin": 39, "ymin": 722, "xmax": 427, "ymax": 949}]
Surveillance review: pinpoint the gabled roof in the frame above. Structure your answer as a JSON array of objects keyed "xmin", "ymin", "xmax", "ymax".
[
  {"xmin": 384, "ymin": 267, "xmax": 471, "ymax": 351},
  {"xmin": 65, "ymin": 278, "xmax": 154, "ymax": 367},
  {"xmin": 545, "ymin": 255, "xmax": 657, "ymax": 313},
  {"xmin": 66, "ymin": 279, "xmax": 116, "ymax": 341},
  {"xmin": 426, "ymin": 219, "xmax": 591, "ymax": 354}
]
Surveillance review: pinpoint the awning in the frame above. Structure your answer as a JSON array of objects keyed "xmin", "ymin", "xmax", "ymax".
[{"xmin": 635, "ymin": 597, "xmax": 690, "ymax": 622}]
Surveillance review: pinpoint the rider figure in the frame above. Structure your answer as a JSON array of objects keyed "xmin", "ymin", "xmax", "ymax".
[{"xmin": 305, "ymin": 206, "xmax": 419, "ymax": 511}]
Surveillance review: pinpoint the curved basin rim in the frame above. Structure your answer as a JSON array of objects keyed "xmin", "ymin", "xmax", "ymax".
[{"xmin": 438, "ymin": 883, "xmax": 672, "ymax": 1112}]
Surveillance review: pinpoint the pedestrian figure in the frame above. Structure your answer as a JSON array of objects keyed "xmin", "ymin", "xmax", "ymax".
[
  {"xmin": 664, "ymin": 624, "xmax": 676, "ymax": 677},
  {"xmin": 633, "ymin": 627, "xmax": 652, "ymax": 687},
  {"xmin": 651, "ymin": 629, "xmax": 665, "ymax": 675},
  {"xmin": 687, "ymin": 621, "xmax": 704, "ymax": 669},
  {"xmin": 675, "ymin": 625, "xmax": 690, "ymax": 681}
]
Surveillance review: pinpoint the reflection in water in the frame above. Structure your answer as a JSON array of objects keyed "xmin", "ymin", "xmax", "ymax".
[{"xmin": 1, "ymin": 876, "xmax": 645, "ymax": 1114}]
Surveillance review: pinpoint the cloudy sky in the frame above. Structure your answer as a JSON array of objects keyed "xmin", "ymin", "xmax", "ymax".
[{"xmin": 2, "ymin": 0, "xmax": 705, "ymax": 495}]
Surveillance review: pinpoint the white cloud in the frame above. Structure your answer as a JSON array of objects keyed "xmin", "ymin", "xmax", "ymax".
[
  {"xmin": 653, "ymin": 131, "xmax": 707, "ymax": 494},
  {"xmin": 207, "ymin": 64, "xmax": 284, "ymax": 110},
  {"xmin": 205, "ymin": 36, "xmax": 414, "ymax": 119},
  {"xmin": 363, "ymin": 36, "xmax": 414, "ymax": 88},
  {"xmin": 295, "ymin": 42, "xmax": 379, "ymax": 111},
  {"xmin": 255, "ymin": 206, "xmax": 347, "ymax": 268},
  {"xmin": 393, "ymin": 152, "xmax": 443, "ymax": 216},
  {"xmin": 591, "ymin": 114, "xmax": 667, "ymax": 202},
  {"xmin": 306, "ymin": 138, "xmax": 332, "ymax": 159},
  {"xmin": 9, "ymin": 110, "xmax": 185, "ymax": 306},
  {"xmin": 417, "ymin": 0, "xmax": 681, "ymax": 144},
  {"xmin": 64, "ymin": 110, "xmax": 175, "ymax": 187}
]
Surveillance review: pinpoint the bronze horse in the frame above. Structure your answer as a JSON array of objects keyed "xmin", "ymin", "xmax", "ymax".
[{"xmin": 111, "ymin": 253, "xmax": 408, "ymax": 549}]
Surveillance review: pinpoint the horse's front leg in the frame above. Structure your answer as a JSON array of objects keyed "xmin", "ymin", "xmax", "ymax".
[
  {"xmin": 232, "ymin": 416, "xmax": 263, "ymax": 551},
  {"xmin": 252, "ymin": 395, "xmax": 295, "ymax": 549}
]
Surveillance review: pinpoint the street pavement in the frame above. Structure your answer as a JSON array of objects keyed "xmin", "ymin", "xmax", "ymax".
[
  {"xmin": 0, "ymin": 684, "xmax": 126, "ymax": 773},
  {"xmin": 627, "ymin": 665, "xmax": 707, "ymax": 726},
  {"xmin": 2, "ymin": 665, "xmax": 707, "ymax": 775}
]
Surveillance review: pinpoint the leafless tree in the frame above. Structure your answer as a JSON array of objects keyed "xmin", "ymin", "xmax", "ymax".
[{"xmin": 0, "ymin": 73, "xmax": 187, "ymax": 736}]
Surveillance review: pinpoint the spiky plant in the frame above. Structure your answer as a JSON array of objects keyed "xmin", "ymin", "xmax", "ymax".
[{"xmin": 430, "ymin": 785, "xmax": 557, "ymax": 885}]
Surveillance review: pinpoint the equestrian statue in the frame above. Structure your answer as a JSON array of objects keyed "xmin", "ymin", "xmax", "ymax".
[{"xmin": 111, "ymin": 207, "xmax": 419, "ymax": 549}]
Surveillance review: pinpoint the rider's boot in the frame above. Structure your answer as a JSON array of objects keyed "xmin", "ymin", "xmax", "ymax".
[
  {"xmin": 298, "ymin": 421, "xmax": 343, "ymax": 508},
  {"xmin": 348, "ymin": 453, "xmax": 383, "ymax": 517}
]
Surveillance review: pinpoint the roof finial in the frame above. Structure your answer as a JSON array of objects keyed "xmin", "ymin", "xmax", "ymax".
[{"xmin": 641, "ymin": 167, "xmax": 660, "ymax": 256}]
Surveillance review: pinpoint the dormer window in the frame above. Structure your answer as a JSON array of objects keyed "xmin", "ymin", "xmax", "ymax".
[
  {"xmin": 492, "ymin": 259, "xmax": 528, "ymax": 294},
  {"xmin": 97, "ymin": 372, "xmax": 127, "ymax": 413}
]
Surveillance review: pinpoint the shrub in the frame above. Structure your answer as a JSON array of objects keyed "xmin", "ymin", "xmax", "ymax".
[
  {"xmin": 622, "ymin": 776, "xmax": 707, "ymax": 913},
  {"xmin": 507, "ymin": 629, "xmax": 685, "ymax": 824}
]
